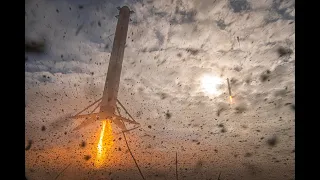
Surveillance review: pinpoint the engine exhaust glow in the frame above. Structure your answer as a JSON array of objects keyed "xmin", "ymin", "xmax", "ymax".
[{"xmin": 95, "ymin": 120, "xmax": 114, "ymax": 168}]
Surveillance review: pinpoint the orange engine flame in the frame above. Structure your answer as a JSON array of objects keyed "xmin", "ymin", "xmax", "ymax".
[
  {"xmin": 229, "ymin": 96, "xmax": 233, "ymax": 104},
  {"xmin": 95, "ymin": 120, "xmax": 114, "ymax": 168}
]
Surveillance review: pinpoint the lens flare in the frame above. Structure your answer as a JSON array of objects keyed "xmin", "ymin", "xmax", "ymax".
[{"xmin": 95, "ymin": 120, "xmax": 114, "ymax": 168}]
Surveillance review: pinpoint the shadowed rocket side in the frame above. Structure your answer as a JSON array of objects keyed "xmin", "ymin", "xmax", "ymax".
[{"xmin": 70, "ymin": 6, "xmax": 139, "ymax": 132}]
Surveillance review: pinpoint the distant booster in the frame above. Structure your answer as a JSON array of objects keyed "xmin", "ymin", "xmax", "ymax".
[
  {"xmin": 227, "ymin": 78, "xmax": 232, "ymax": 103},
  {"xmin": 227, "ymin": 78, "xmax": 232, "ymax": 96}
]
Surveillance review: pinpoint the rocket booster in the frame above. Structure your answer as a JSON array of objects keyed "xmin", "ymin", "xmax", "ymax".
[
  {"xmin": 227, "ymin": 78, "xmax": 233, "ymax": 104},
  {"xmin": 227, "ymin": 78, "xmax": 232, "ymax": 97}
]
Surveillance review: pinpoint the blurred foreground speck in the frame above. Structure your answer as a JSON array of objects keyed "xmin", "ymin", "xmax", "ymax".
[{"xmin": 25, "ymin": 140, "xmax": 33, "ymax": 151}]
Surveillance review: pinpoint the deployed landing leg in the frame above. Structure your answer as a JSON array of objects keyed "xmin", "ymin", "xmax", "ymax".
[{"xmin": 70, "ymin": 98, "xmax": 140, "ymax": 132}]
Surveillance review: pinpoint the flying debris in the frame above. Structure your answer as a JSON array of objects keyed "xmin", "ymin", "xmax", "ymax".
[
  {"xmin": 227, "ymin": 78, "xmax": 233, "ymax": 104},
  {"xmin": 25, "ymin": 39, "xmax": 46, "ymax": 53},
  {"xmin": 70, "ymin": 6, "xmax": 140, "ymax": 132},
  {"xmin": 237, "ymin": 36, "xmax": 240, "ymax": 47}
]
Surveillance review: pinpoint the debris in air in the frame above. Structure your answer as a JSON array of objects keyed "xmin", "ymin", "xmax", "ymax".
[
  {"xmin": 84, "ymin": 155, "xmax": 91, "ymax": 161},
  {"xmin": 267, "ymin": 136, "xmax": 278, "ymax": 147},
  {"xmin": 25, "ymin": 140, "xmax": 33, "ymax": 151}
]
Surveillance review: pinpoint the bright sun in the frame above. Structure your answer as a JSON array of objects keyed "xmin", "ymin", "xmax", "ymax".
[{"xmin": 201, "ymin": 75, "xmax": 222, "ymax": 95}]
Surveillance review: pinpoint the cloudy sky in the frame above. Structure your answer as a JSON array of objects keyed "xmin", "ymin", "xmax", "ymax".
[{"xmin": 25, "ymin": 0, "xmax": 295, "ymax": 179}]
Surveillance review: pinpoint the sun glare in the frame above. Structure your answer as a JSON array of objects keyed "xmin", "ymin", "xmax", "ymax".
[{"xmin": 201, "ymin": 75, "xmax": 222, "ymax": 95}]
